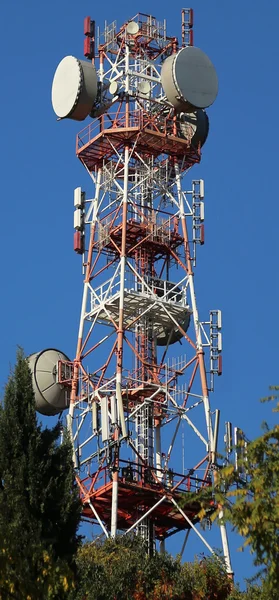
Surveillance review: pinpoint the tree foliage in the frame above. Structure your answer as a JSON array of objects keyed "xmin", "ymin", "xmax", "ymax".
[
  {"xmin": 70, "ymin": 535, "xmax": 233, "ymax": 600},
  {"xmin": 184, "ymin": 389, "xmax": 279, "ymax": 597},
  {"xmin": 217, "ymin": 389, "xmax": 279, "ymax": 595},
  {"xmin": 227, "ymin": 583, "xmax": 274, "ymax": 600},
  {"xmin": 71, "ymin": 534, "xmax": 273, "ymax": 599},
  {"xmin": 69, "ymin": 529, "xmax": 279, "ymax": 600},
  {"xmin": 0, "ymin": 348, "xmax": 81, "ymax": 599}
]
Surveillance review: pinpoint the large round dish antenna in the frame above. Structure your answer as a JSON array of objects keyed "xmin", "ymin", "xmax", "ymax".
[
  {"xmin": 161, "ymin": 46, "xmax": 218, "ymax": 112},
  {"xmin": 156, "ymin": 311, "xmax": 191, "ymax": 346},
  {"xmin": 28, "ymin": 349, "xmax": 71, "ymax": 416},
  {"xmin": 148, "ymin": 278, "xmax": 191, "ymax": 346},
  {"xmin": 177, "ymin": 109, "xmax": 209, "ymax": 147},
  {"xmin": 51, "ymin": 56, "xmax": 97, "ymax": 121}
]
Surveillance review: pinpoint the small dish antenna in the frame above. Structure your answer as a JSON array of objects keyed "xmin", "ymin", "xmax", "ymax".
[
  {"xmin": 138, "ymin": 81, "xmax": 151, "ymax": 95},
  {"xmin": 126, "ymin": 21, "xmax": 139, "ymax": 35},
  {"xmin": 109, "ymin": 81, "xmax": 118, "ymax": 96}
]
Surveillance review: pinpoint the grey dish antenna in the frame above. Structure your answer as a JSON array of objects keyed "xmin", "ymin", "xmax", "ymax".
[
  {"xmin": 51, "ymin": 55, "xmax": 97, "ymax": 121},
  {"xmin": 161, "ymin": 46, "xmax": 218, "ymax": 112},
  {"xmin": 177, "ymin": 110, "xmax": 209, "ymax": 147},
  {"xmin": 28, "ymin": 349, "xmax": 71, "ymax": 416}
]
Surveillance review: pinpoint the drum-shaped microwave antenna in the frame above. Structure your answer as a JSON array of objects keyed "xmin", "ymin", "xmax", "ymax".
[
  {"xmin": 28, "ymin": 348, "xmax": 71, "ymax": 416},
  {"xmin": 148, "ymin": 278, "xmax": 191, "ymax": 346},
  {"xmin": 51, "ymin": 55, "xmax": 97, "ymax": 121},
  {"xmin": 177, "ymin": 109, "xmax": 209, "ymax": 147},
  {"xmin": 156, "ymin": 311, "xmax": 191, "ymax": 346},
  {"xmin": 161, "ymin": 46, "xmax": 218, "ymax": 112}
]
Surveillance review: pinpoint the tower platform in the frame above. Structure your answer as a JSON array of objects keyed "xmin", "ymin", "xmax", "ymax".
[
  {"xmin": 96, "ymin": 218, "xmax": 184, "ymax": 257},
  {"xmin": 87, "ymin": 275, "xmax": 190, "ymax": 335},
  {"xmin": 76, "ymin": 110, "xmax": 201, "ymax": 171},
  {"xmin": 78, "ymin": 463, "xmax": 214, "ymax": 539}
]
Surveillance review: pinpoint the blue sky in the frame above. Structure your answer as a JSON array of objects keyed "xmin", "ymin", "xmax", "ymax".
[{"xmin": 0, "ymin": 0, "xmax": 278, "ymax": 588}]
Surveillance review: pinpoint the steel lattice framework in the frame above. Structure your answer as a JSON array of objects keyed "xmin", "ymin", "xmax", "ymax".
[{"xmin": 60, "ymin": 10, "xmax": 232, "ymax": 571}]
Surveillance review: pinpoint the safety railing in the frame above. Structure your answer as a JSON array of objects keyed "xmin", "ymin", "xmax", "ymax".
[
  {"xmin": 76, "ymin": 108, "xmax": 193, "ymax": 152},
  {"xmin": 90, "ymin": 272, "xmax": 187, "ymax": 312},
  {"xmin": 83, "ymin": 460, "xmax": 212, "ymax": 496}
]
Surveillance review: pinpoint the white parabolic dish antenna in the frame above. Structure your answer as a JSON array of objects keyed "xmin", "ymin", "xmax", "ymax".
[
  {"xmin": 138, "ymin": 81, "xmax": 151, "ymax": 95},
  {"xmin": 126, "ymin": 21, "xmax": 139, "ymax": 35},
  {"xmin": 161, "ymin": 46, "xmax": 218, "ymax": 112},
  {"xmin": 109, "ymin": 81, "xmax": 118, "ymax": 96},
  {"xmin": 51, "ymin": 55, "xmax": 97, "ymax": 121}
]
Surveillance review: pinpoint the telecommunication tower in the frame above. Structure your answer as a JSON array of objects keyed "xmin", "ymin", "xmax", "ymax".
[{"xmin": 30, "ymin": 9, "xmax": 232, "ymax": 572}]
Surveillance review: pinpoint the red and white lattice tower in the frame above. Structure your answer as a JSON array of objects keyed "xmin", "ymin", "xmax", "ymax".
[{"xmin": 34, "ymin": 8, "xmax": 233, "ymax": 570}]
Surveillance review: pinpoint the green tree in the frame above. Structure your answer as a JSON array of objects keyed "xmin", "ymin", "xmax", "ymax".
[
  {"xmin": 70, "ymin": 535, "xmax": 233, "ymax": 600},
  {"xmin": 227, "ymin": 583, "xmax": 273, "ymax": 600},
  {"xmin": 0, "ymin": 348, "xmax": 81, "ymax": 599},
  {"xmin": 216, "ymin": 390, "xmax": 279, "ymax": 595},
  {"xmin": 187, "ymin": 389, "xmax": 279, "ymax": 597}
]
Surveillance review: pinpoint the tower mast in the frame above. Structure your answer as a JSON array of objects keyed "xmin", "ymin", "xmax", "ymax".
[{"xmin": 31, "ymin": 9, "xmax": 232, "ymax": 572}]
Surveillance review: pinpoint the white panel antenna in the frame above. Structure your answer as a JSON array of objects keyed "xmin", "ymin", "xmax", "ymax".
[
  {"xmin": 199, "ymin": 179, "xmax": 204, "ymax": 199},
  {"xmin": 101, "ymin": 397, "xmax": 109, "ymax": 442},
  {"xmin": 74, "ymin": 209, "xmax": 83, "ymax": 230},
  {"xmin": 74, "ymin": 187, "xmax": 85, "ymax": 208}
]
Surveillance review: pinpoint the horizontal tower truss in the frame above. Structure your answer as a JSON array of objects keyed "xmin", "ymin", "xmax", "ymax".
[{"xmin": 64, "ymin": 12, "xmax": 232, "ymax": 569}]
